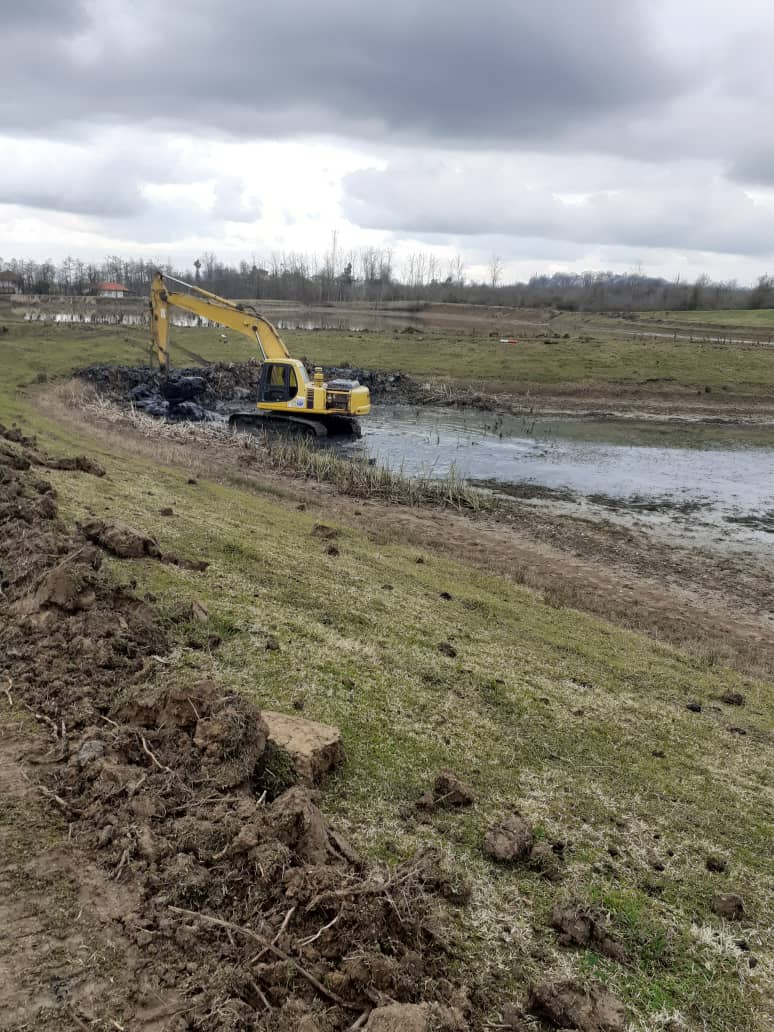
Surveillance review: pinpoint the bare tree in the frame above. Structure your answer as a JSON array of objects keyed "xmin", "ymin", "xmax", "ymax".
[
  {"xmin": 448, "ymin": 253, "xmax": 465, "ymax": 287},
  {"xmin": 489, "ymin": 254, "xmax": 504, "ymax": 289}
]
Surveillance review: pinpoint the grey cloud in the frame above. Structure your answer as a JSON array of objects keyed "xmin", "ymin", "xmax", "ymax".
[
  {"xmin": 0, "ymin": 1, "xmax": 686, "ymax": 150},
  {"xmin": 0, "ymin": 134, "xmax": 234, "ymax": 220},
  {"xmin": 1, "ymin": 0, "xmax": 88, "ymax": 31},
  {"xmin": 728, "ymin": 149, "xmax": 774, "ymax": 186},
  {"xmin": 1, "ymin": 164, "xmax": 145, "ymax": 218},
  {"xmin": 344, "ymin": 160, "xmax": 774, "ymax": 257}
]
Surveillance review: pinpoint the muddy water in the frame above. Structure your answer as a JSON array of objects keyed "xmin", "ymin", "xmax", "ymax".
[{"xmin": 343, "ymin": 406, "xmax": 774, "ymax": 546}]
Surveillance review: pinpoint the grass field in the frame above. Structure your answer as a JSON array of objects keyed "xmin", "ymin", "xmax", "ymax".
[
  {"xmin": 5, "ymin": 318, "xmax": 774, "ymax": 403},
  {"xmin": 639, "ymin": 309, "xmax": 774, "ymax": 329},
  {"xmin": 1, "ymin": 321, "xmax": 773, "ymax": 1030}
]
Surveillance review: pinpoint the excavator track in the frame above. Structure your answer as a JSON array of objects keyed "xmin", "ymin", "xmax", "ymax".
[{"xmin": 228, "ymin": 412, "xmax": 362, "ymax": 438}]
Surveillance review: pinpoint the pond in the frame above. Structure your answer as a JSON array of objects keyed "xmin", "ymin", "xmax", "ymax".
[{"xmin": 341, "ymin": 405, "xmax": 774, "ymax": 544}]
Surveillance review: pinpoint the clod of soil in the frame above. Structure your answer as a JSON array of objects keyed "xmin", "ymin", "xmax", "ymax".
[
  {"xmin": 437, "ymin": 641, "xmax": 457, "ymax": 658},
  {"xmin": 80, "ymin": 518, "xmax": 162, "ymax": 559},
  {"xmin": 720, "ymin": 691, "xmax": 745, "ymax": 706},
  {"xmin": 706, "ymin": 855, "xmax": 728, "ymax": 873},
  {"xmin": 29, "ymin": 564, "xmax": 98, "ymax": 613},
  {"xmin": 312, "ymin": 522, "xmax": 340, "ymax": 540},
  {"xmin": 0, "ymin": 422, "xmax": 105, "ymax": 477},
  {"xmin": 528, "ymin": 978, "xmax": 626, "ymax": 1032},
  {"xmin": 711, "ymin": 893, "xmax": 745, "ymax": 919},
  {"xmin": 261, "ymin": 710, "xmax": 345, "ymax": 786},
  {"xmin": 365, "ymin": 1003, "xmax": 429, "ymax": 1031},
  {"xmin": 47, "ymin": 454, "xmax": 106, "ymax": 476},
  {"xmin": 484, "ymin": 813, "xmax": 534, "ymax": 862},
  {"xmin": 528, "ymin": 840, "xmax": 564, "ymax": 881},
  {"xmin": 417, "ymin": 769, "xmax": 475, "ymax": 811},
  {"xmin": 551, "ymin": 904, "xmax": 626, "ymax": 962}
]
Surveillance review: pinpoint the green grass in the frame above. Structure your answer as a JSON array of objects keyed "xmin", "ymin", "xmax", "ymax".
[
  {"xmin": 5, "ymin": 320, "xmax": 774, "ymax": 412},
  {"xmin": 1, "ymin": 320, "xmax": 773, "ymax": 1029},
  {"xmin": 639, "ymin": 308, "xmax": 774, "ymax": 329},
  {"xmin": 297, "ymin": 329, "xmax": 774, "ymax": 393}
]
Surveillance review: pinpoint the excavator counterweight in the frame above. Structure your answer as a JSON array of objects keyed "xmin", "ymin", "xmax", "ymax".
[{"xmin": 149, "ymin": 272, "xmax": 370, "ymax": 437}]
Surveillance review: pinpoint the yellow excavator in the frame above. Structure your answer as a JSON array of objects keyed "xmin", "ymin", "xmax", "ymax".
[{"xmin": 149, "ymin": 272, "xmax": 370, "ymax": 436}]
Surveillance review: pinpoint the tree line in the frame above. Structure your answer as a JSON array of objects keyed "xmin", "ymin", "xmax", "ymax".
[{"xmin": 1, "ymin": 250, "xmax": 772, "ymax": 312}]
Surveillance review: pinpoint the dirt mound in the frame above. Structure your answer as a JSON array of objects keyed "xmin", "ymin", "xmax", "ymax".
[
  {"xmin": 551, "ymin": 904, "xmax": 626, "ymax": 962},
  {"xmin": 417, "ymin": 769, "xmax": 475, "ymax": 811},
  {"xmin": 528, "ymin": 979, "xmax": 625, "ymax": 1031},
  {"xmin": 77, "ymin": 361, "xmax": 266, "ymax": 421},
  {"xmin": 0, "ymin": 421, "xmax": 105, "ymax": 477},
  {"xmin": 0, "ymin": 459, "xmax": 475, "ymax": 1029},
  {"xmin": 483, "ymin": 813, "xmax": 534, "ymax": 862}
]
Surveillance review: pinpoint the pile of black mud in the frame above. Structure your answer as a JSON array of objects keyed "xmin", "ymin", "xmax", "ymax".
[
  {"xmin": 0, "ymin": 422, "xmax": 478, "ymax": 1030},
  {"xmin": 77, "ymin": 362, "xmax": 420, "ymax": 422},
  {"xmin": 78, "ymin": 362, "xmax": 265, "ymax": 421}
]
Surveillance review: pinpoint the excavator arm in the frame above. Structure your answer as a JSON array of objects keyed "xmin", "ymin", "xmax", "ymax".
[{"xmin": 149, "ymin": 271, "xmax": 291, "ymax": 368}]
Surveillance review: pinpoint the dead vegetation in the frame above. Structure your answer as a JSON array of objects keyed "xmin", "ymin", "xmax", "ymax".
[{"xmin": 72, "ymin": 383, "xmax": 494, "ymax": 511}]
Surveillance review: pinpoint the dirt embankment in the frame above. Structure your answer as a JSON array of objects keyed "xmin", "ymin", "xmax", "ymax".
[
  {"xmin": 44, "ymin": 379, "xmax": 774, "ymax": 682},
  {"xmin": 2, "ymin": 422, "xmax": 633, "ymax": 1031},
  {"xmin": 0, "ymin": 424, "xmax": 477, "ymax": 1030}
]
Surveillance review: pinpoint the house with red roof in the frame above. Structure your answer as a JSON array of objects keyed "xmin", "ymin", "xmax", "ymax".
[{"xmin": 96, "ymin": 281, "xmax": 129, "ymax": 298}]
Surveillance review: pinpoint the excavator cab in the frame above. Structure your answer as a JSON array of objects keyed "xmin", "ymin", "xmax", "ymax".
[{"xmin": 259, "ymin": 362, "xmax": 301, "ymax": 403}]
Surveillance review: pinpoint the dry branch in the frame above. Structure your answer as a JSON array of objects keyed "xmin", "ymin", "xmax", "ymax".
[{"xmin": 169, "ymin": 906, "xmax": 356, "ymax": 1009}]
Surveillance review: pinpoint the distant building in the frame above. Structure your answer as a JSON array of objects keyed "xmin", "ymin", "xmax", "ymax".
[
  {"xmin": 96, "ymin": 281, "xmax": 129, "ymax": 298},
  {"xmin": 0, "ymin": 271, "xmax": 22, "ymax": 294}
]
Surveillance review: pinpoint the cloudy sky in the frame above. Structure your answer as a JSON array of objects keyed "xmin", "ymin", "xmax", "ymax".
[{"xmin": 2, "ymin": 0, "xmax": 774, "ymax": 283}]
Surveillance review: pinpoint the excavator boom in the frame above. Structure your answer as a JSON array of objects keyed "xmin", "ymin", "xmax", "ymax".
[
  {"xmin": 150, "ymin": 272, "xmax": 290, "ymax": 367},
  {"xmin": 148, "ymin": 272, "xmax": 370, "ymax": 437}
]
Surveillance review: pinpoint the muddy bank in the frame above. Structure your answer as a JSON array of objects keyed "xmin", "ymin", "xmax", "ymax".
[
  {"xmin": 76, "ymin": 358, "xmax": 774, "ymax": 429},
  {"xmin": 77, "ymin": 361, "xmax": 418, "ymax": 421},
  {"xmin": 3, "ymin": 419, "xmax": 636, "ymax": 1031}
]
